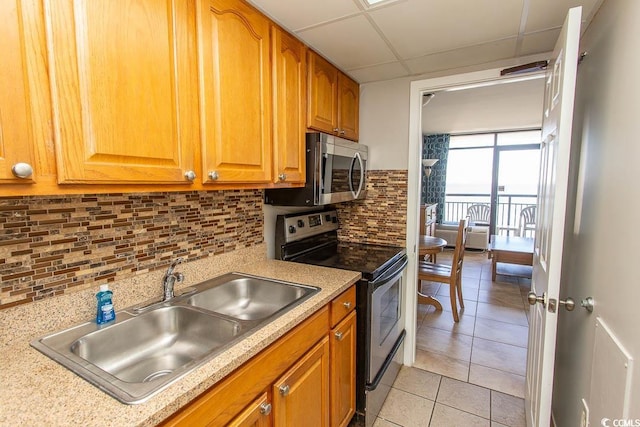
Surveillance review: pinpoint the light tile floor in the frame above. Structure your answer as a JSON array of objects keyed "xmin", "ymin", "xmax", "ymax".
[{"xmin": 375, "ymin": 250, "xmax": 531, "ymax": 427}]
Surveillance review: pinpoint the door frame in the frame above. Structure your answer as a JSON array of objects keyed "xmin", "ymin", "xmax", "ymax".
[{"xmin": 405, "ymin": 68, "xmax": 546, "ymax": 364}]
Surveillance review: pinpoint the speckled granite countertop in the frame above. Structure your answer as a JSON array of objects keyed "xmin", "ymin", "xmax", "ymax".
[{"xmin": 0, "ymin": 245, "xmax": 361, "ymax": 427}]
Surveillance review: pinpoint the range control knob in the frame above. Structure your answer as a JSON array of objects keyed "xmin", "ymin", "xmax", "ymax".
[
  {"xmin": 297, "ymin": 220, "xmax": 305, "ymax": 228},
  {"xmin": 332, "ymin": 216, "xmax": 338, "ymax": 223},
  {"xmin": 288, "ymin": 225, "xmax": 296, "ymax": 234},
  {"xmin": 325, "ymin": 214, "xmax": 331, "ymax": 222}
]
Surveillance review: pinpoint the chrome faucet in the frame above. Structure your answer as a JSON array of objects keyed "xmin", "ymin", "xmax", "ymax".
[{"xmin": 162, "ymin": 258, "xmax": 184, "ymax": 301}]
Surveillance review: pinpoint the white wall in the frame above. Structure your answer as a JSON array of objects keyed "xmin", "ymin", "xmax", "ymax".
[
  {"xmin": 358, "ymin": 77, "xmax": 412, "ymax": 170},
  {"xmin": 552, "ymin": 0, "xmax": 640, "ymax": 423},
  {"xmin": 422, "ymin": 78, "xmax": 544, "ymax": 134}
]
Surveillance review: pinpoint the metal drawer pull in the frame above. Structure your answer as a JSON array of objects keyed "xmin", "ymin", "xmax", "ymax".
[
  {"xmin": 342, "ymin": 301, "xmax": 351, "ymax": 309},
  {"xmin": 259, "ymin": 402, "xmax": 272, "ymax": 415},
  {"xmin": 184, "ymin": 170, "xmax": 196, "ymax": 181},
  {"xmin": 278, "ymin": 173, "xmax": 287, "ymax": 181},
  {"xmin": 335, "ymin": 331, "xmax": 344, "ymax": 341},
  {"xmin": 279, "ymin": 384, "xmax": 290, "ymax": 396}
]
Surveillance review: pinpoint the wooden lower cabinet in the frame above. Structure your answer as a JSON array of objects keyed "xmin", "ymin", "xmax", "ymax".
[
  {"xmin": 273, "ymin": 337, "xmax": 330, "ymax": 426},
  {"xmin": 330, "ymin": 311, "xmax": 356, "ymax": 427},
  {"xmin": 228, "ymin": 392, "xmax": 273, "ymax": 427},
  {"xmin": 162, "ymin": 286, "xmax": 357, "ymax": 427}
]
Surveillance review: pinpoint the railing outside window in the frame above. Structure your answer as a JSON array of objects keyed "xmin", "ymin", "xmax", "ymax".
[{"xmin": 443, "ymin": 193, "xmax": 537, "ymax": 236}]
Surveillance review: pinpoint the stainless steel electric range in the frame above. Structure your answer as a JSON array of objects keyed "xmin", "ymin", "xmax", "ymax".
[{"xmin": 275, "ymin": 209, "xmax": 407, "ymax": 427}]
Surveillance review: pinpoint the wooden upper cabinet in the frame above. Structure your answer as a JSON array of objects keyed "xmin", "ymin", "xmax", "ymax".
[
  {"xmin": 272, "ymin": 27, "xmax": 306, "ymax": 184},
  {"xmin": 307, "ymin": 51, "xmax": 359, "ymax": 141},
  {"xmin": 307, "ymin": 51, "xmax": 338, "ymax": 136},
  {"xmin": 0, "ymin": 0, "xmax": 37, "ymax": 184},
  {"xmin": 198, "ymin": 0, "xmax": 272, "ymax": 184},
  {"xmin": 337, "ymin": 73, "xmax": 359, "ymax": 141},
  {"xmin": 44, "ymin": 0, "xmax": 199, "ymax": 184}
]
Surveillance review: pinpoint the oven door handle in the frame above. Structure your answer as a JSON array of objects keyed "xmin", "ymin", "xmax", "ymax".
[
  {"xmin": 365, "ymin": 330, "xmax": 405, "ymax": 391},
  {"xmin": 369, "ymin": 256, "xmax": 408, "ymax": 291}
]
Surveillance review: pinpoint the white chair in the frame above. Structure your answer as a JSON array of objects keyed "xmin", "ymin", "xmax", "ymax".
[
  {"xmin": 518, "ymin": 206, "xmax": 536, "ymax": 237},
  {"xmin": 466, "ymin": 204, "xmax": 490, "ymax": 226}
]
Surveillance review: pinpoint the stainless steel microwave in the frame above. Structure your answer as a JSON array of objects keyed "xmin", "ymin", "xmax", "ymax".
[{"xmin": 265, "ymin": 132, "xmax": 368, "ymax": 206}]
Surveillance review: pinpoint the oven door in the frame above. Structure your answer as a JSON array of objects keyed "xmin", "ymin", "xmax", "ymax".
[
  {"xmin": 319, "ymin": 137, "xmax": 367, "ymax": 205},
  {"xmin": 367, "ymin": 260, "xmax": 405, "ymax": 382}
]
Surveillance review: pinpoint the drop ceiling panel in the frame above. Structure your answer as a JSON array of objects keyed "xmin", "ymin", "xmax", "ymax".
[
  {"xmin": 406, "ymin": 38, "xmax": 517, "ymax": 75},
  {"xmin": 525, "ymin": 0, "xmax": 600, "ymax": 32},
  {"xmin": 297, "ymin": 15, "xmax": 397, "ymax": 70},
  {"xmin": 247, "ymin": 0, "xmax": 360, "ymax": 32},
  {"xmin": 347, "ymin": 61, "xmax": 409, "ymax": 83},
  {"xmin": 369, "ymin": 0, "xmax": 523, "ymax": 59},
  {"xmin": 520, "ymin": 29, "xmax": 561, "ymax": 56}
]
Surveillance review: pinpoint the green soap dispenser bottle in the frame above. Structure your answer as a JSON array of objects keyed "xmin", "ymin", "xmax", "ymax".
[{"xmin": 96, "ymin": 284, "xmax": 115, "ymax": 324}]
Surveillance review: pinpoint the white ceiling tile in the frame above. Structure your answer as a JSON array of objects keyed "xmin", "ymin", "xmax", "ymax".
[
  {"xmin": 519, "ymin": 29, "xmax": 561, "ymax": 56},
  {"xmin": 524, "ymin": 0, "xmax": 601, "ymax": 32},
  {"xmin": 247, "ymin": 0, "xmax": 360, "ymax": 32},
  {"xmin": 405, "ymin": 38, "xmax": 517, "ymax": 75},
  {"xmin": 346, "ymin": 62, "xmax": 409, "ymax": 83},
  {"xmin": 296, "ymin": 15, "xmax": 398, "ymax": 70},
  {"xmin": 368, "ymin": 0, "xmax": 523, "ymax": 59}
]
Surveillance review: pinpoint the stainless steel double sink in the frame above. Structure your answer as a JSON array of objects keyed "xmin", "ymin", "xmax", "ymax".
[{"xmin": 31, "ymin": 273, "xmax": 319, "ymax": 404}]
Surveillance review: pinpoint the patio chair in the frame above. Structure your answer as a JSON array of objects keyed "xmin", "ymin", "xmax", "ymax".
[
  {"xmin": 417, "ymin": 218, "xmax": 469, "ymax": 322},
  {"xmin": 466, "ymin": 204, "xmax": 490, "ymax": 226},
  {"xmin": 518, "ymin": 205, "xmax": 536, "ymax": 237}
]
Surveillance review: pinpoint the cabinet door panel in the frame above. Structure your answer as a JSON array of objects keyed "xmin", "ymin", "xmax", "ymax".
[
  {"xmin": 330, "ymin": 311, "xmax": 356, "ymax": 427},
  {"xmin": 0, "ymin": 0, "xmax": 36, "ymax": 184},
  {"xmin": 337, "ymin": 73, "xmax": 359, "ymax": 141},
  {"xmin": 45, "ymin": 0, "xmax": 197, "ymax": 184},
  {"xmin": 272, "ymin": 27, "xmax": 305, "ymax": 184},
  {"xmin": 200, "ymin": 0, "xmax": 272, "ymax": 183},
  {"xmin": 228, "ymin": 392, "xmax": 272, "ymax": 427},
  {"xmin": 307, "ymin": 51, "xmax": 338, "ymax": 134},
  {"xmin": 273, "ymin": 337, "xmax": 329, "ymax": 427}
]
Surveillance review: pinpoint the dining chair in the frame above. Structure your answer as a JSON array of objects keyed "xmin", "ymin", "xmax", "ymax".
[
  {"xmin": 417, "ymin": 218, "xmax": 469, "ymax": 322},
  {"xmin": 518, "ymin": 205, "xmax": 536, "ymax": 237}
]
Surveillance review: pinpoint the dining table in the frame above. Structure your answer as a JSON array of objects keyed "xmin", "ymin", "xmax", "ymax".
[
  {"xmin": 418, "ymin": 235, "xmax": 447, "ymax": 263},
  {"xmin": 417, "ymin": 235, "xmax": 448, "ymax": 310}
]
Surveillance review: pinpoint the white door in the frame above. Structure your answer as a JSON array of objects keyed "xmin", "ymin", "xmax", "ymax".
[{"xmin": 525, "ymin": 7, "xmax": 582, "ymax": 427}]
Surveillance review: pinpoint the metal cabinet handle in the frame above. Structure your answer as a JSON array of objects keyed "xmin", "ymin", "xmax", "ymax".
[
  {"xmin": 184, "ymin": 170, "xmax": 196, "ymax": 181},
  {"xmin": 11, "ymin": 163, "xmax": 33, "ymax": 179},
  {"xmin": 278, "ymin": 173, "xmax": 287, "ymax": 181},
  {"xmin": 208, "ymin": 171, "xmax": 219, "ymax": 180},
  {"xmin": 259, "ymin": 402, "xmax": 272, "ymax": 415},
  {"xmin": 339, "ymin": 130, "xmax": 346, "ymax": 135},
  {"xmin": 335, "ymin": 331, "xmax": 344, "ymax": 341},
  {"xmin": 342, "ymin": 301, "xmax": 351, "ymax": 309},
  {"xmin": 279, "ymin": 384, "xmax": 290, "ymax": 396},
  {"xmin": 332, "ymin": 128, "xmax": 339, "ymax": 133}
]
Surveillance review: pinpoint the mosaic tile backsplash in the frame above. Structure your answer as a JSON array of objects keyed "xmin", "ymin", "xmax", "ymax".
[
  {"xmin": 0, "ymin": 190, "xmax": 264, "ymax": 309},
  {"xmin": 337, "ymin": 170, "xmax": 408, "ymax": 246}
]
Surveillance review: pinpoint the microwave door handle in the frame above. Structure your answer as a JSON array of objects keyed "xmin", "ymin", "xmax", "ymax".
[
  {"xmin": 349, "ymin": 152, "xmax": 365, "ymax": 198},
  {"xmin": 348, "ymin": 155, "xmax": 356, "ymax": 194}
]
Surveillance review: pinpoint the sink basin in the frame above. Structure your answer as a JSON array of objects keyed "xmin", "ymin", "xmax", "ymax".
[
  {"xmin": 70, "ymin": 306, "xmax": 239, "ymax": 383},
  {"xmin": 186, "ymin": 276, "xmax": 318, "ymax": 320},
  {"xmin": 31, "ymin": 273, "xmax": 319, "ymax": 404}
]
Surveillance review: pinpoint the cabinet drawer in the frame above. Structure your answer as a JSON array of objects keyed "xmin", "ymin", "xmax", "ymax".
[{"xmin": 330, "ymin": 286, "xmax": 356, "ymax": 327}]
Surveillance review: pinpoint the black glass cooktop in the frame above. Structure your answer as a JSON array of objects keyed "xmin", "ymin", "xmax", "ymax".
[{"xmin": 291, "ymin": 241, "xmax": 406, "ymax": 280}]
